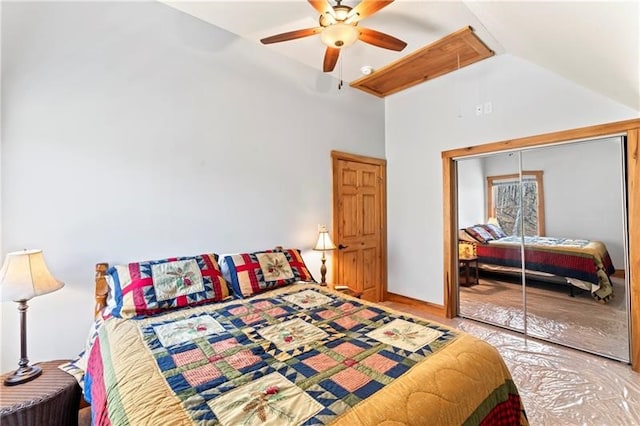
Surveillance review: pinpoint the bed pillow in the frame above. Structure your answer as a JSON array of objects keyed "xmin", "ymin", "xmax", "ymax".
[
  {"xmin": 459, "ymin": 229, "xmax": 479, "ymax": 243},
  {"xmin": 484, "ymin": 223, "xmax": 507, "ymax": 239},
  {"xmin": 223, "ymin": 248, "xmax": 314, "ymax": 298},
  {"xmin": 108, "ymin": 253, "xmax": 230, "ymax": 318},
  {"xmin": 464, "ymin": 225, "xmax": 495, "ymax": 244}
]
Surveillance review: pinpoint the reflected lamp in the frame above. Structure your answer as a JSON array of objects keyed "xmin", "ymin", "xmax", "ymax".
[
  {"xmin": 0, "ymin": 249, "xmax": 64, "ymax": 385},
  {"xmin": 312, "ymin": 225, "xmax": 337, "ymax": 285}
]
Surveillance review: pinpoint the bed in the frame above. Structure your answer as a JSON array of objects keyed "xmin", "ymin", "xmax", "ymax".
[
  {"xmin": 461, "ymin": 225, "xmax": 616, "ymax": 302},
  {"xmin": 67, "ymin": 249, "xmax": 528, "ymax": 425}
]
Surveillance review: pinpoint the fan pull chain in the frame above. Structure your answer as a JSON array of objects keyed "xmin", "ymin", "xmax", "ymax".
[{"xmin": 338, "ymin": 53, "xmax": 344, "ymax": 90}]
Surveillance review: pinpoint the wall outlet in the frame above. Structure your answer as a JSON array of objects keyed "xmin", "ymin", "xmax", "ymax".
[
  {"xmin": 475, "ymin": 104, "xmax": 483, "ymax": 116},
  {"xmin": 484, "ymin": 101, "xmax": 493, "ymax": 114}
]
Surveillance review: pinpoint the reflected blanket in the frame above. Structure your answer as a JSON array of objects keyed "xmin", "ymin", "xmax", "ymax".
[
  {"xmin": 85, "ymin": 284, "xmax": 527, "ymax": 425},
  {"xmin": 478, "ymin": 236, "xmax": 615, "ymax": 302}
]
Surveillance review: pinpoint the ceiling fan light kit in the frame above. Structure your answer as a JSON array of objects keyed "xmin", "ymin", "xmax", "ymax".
[
  {"xmin": 320, "ymin": 23, "xmax": 359, "ymax": 48},
  {"xmin": 260, "ymin": 0, "xmax": 406, "ymax": 73}
]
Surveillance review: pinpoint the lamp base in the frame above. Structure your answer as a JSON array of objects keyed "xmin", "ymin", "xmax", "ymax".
[{"xmin": 4, "ymin": 364, "xmax": 42, "ymax": 386}]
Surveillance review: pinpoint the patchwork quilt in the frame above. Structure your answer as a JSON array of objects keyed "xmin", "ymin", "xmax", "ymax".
[
  {"xmin": 85, "ymin": 284, "xmax": 527, "ymax": 425},
  {"xmin": 478, "ymin": 236, "xmax": 616, "ymax": 302}
]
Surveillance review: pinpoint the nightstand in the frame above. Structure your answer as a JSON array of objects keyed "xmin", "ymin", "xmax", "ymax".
[
  {"xmin": 459, "ymin": 257, "xmax": 479, "ymax": 287},
  {"xmin": 0, "ymin": 360, "xmax": 81, "ymax": 426}
]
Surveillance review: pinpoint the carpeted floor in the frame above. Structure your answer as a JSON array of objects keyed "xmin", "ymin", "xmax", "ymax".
[{"xmin": 381, "ymin": 300, "xmax": 640, "ymax": 425}]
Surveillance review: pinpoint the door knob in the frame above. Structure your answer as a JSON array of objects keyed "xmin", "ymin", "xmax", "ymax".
[{"xmin": 338, "ymin": 244, "xmax": 349, "ymax": 250}]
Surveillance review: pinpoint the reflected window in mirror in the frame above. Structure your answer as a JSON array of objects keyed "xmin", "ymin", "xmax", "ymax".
[{"xmin": 487, "ymin": 171, "xmax": 545, "ymax": 236}]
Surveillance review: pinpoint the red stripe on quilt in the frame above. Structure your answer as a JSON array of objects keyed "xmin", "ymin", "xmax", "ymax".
[
  {"xmin": 200, "ymin": 254, "xmax": 226, "ymax": 298},
  {"xmin": 87, "ymin": 339, "xmax": 111, "ymax": 426},
  {"xmin": 127, "ymin": 262, "xmax": 151, "ymax": 310},
  {"xmin": 121, "ymin": 262, "xmax": 153, "ymax": 295},
  {"xmin": 285, "ymin": 249, "xmax": 312, "ymax": 281},
  {"xmin": 480, "ymin": 394, "xmax": 523, "ymax": 426},
  {"xmin": 233, "ymin": 253, "xmax": 261, "ymax": 293}
]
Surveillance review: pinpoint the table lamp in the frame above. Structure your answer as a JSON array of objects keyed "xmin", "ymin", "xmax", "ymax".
[
  {"xmin": 312, "ymin": 225, "xmax": 336, "ymax": 285},
  {"xmin": 0, "ymin": 249, "xmax": 64, "ymax": 385}
]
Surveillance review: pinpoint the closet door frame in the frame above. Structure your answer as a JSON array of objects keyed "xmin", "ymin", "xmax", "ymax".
[{"xmin": 442, "ymin": 118, "xmax": 640, "ymax": 372}]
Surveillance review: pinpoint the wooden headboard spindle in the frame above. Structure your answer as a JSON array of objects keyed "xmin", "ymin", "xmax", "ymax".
[{"xmin": 95, "ymin": 263, "xmax": 109, "ymax": 318}]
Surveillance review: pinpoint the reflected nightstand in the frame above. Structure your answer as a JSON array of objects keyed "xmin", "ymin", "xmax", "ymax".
[{"xmin": 459, "ymin": 257, "xmax": 479, "ymax": 287}]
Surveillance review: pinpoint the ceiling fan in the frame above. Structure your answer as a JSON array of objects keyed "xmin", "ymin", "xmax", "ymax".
[{"xmin": 260, "ymin": 0, "xmax": 407, "ymax": 72}]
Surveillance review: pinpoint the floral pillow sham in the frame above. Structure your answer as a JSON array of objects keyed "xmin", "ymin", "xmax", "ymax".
[
  {"xmin": 484, "ymin": 223, "xmax": 507, "ymax": 239},
  {"xmin": 464, "ymin": 225, "xmax": 495, "ymax": 244},
  {"xmin": 223, "ymin": 248, "xmax": 314, "ymax": 298},
  {"xmin": 107, "ymin": 253, "xmax": 230, "ymax": 319}
]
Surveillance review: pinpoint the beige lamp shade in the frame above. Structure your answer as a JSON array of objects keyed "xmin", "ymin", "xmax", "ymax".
[
  {"xmin": 0, "ymin": 249, "xmax": 64, "ymax": 302},
  {"xmin": 313, "ymin": 225, "xmax": 337, "ymax": 251}
]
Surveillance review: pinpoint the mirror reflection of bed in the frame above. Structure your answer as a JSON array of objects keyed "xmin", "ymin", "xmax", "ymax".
[{"xmin": 456, "ymin": 136, "xmax": 630, "ymax": 362}]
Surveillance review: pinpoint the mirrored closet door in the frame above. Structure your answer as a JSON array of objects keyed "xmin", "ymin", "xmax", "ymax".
[
  {"xmin": 456, "ymin": 136, "xmax": 630, "ymax": 362},
  {"xmin": 457, "ymin": 152, "xmax": 525, "ymax": 334}
]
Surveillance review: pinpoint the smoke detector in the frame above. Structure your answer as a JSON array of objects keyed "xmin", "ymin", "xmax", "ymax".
[{"xmin": 360, "ymin": 65, "xmax": 374, "ymax": 75}]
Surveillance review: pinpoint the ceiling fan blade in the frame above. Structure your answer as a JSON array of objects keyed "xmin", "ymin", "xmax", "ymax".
[
  {"xmin": 260, "ymin": 27, "xmax": 323, "ymax": 44},
  {"xmin": 348, "ymin": 0, "xmax": 394, "ymax": 22},
  {"xmin": 358, "ymin": 27, "xmax": 407, "ymax": 51},
  {"xmin": 308, "ymin": 0, "xmax": 335, "ymax": 16},
  {"xmin": 323, "ymin": 47, "xmax": 340, "ymax": 72}
]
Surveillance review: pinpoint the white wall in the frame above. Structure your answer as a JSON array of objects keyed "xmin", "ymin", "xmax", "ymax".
[
  {"xmin": 482, "ymin": 138, "xmax": 626, "ymax": 267},
  {"xmin": 0, "ymin": 2, "xmax": 385, "ymax": 371},
  {"xmin": 385, "ymin": 54, "xmax": 638, "ymax": 304},
  {"xmin": 456, "ymin": 157, "xmax": 485, "ymax": 228}
]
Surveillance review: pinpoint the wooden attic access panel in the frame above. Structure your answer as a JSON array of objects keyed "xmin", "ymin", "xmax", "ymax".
[{"xmin": 350, "ymin": 26, "xmax": 494, "ymax": 97}]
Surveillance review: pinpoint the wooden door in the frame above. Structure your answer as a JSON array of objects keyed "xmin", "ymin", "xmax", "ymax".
[{"xmin": 331, "ymin": 151, "xmax": 386, "ymax": 302}]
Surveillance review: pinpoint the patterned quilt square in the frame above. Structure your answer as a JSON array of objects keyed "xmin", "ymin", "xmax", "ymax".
[
  {"xmin": 337, "ymin": 302, "xmax": 358, "ymax": 313},
  {"xmin": 331, "ymin": 341, "xmax": 366, "ymax": 358},
  {"xmin": 258, "ymin": 318, "xmax": 329, "ymax": 351},
  {"xmin": 303, "ymin": 352, "xmax": 340, "ymax": 373},
  {"xmin": 332, "ymin": 315, "xmax": 361, "ymax": 331},
  {"xmin": 225, "ymin": 350, "xmax": 262, "ymax": 371},
  {"xmin": 367, "ymin": 318, "xmax": 444, "ymax": 352},
  {"xmin": 153, "ymin": 315, "xmax": 225, "ymax": 347},
  {"xmin": 315, "ymin": 309, "xmax": 341, "ymax": 321},
  {"xmin": 355, "ymin": 308, "xmax": 380, "ymax": 321},
  {"xmin": 331, "ymin": 367, "xmax": 371, "ymax": 392},
  {"xmin": 360, "ymin": 353, "xmax": 398, "ymax": 374},
  {"xmin": 211, "ymin": 337, "xmax": 241, "ymax": 354},
  {"xmin": 173, "ymin": 347, "xmax": 206, "ymax": 367},
  {"xmin": 252, "ymin": 300, "xmax": 276, "ymax": 311},
  {"xmin": 183, "ymin": 363, "xmax": 223, "ymax": 387},
  {"xmin": 225, "ymin": 299, "xmax": 296, "ymax": 329},
  {"xmin": 210, "ymin": 372, "xmax": 323, "ymax": 426},
  {"xmin": 151, "ymin": 259, "xmax": 205, "ymax": 301},
  {"xmin": 281, "ymin": 289, "xmax": 333, "ymax": 309}
]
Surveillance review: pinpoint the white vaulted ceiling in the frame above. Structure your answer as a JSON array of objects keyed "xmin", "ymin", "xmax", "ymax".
[{"xmin": 162, "ymin": 1, "xmax": 639, "ymax": 110}]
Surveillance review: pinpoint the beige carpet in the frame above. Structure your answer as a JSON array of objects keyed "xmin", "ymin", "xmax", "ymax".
[
  {"xmin": 381, "ymin": 300, "xmax": 640, "ymax": 425},
  {"xmin": 459, "ymin": 276, "xmax": 629, "ymax": 361}
]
